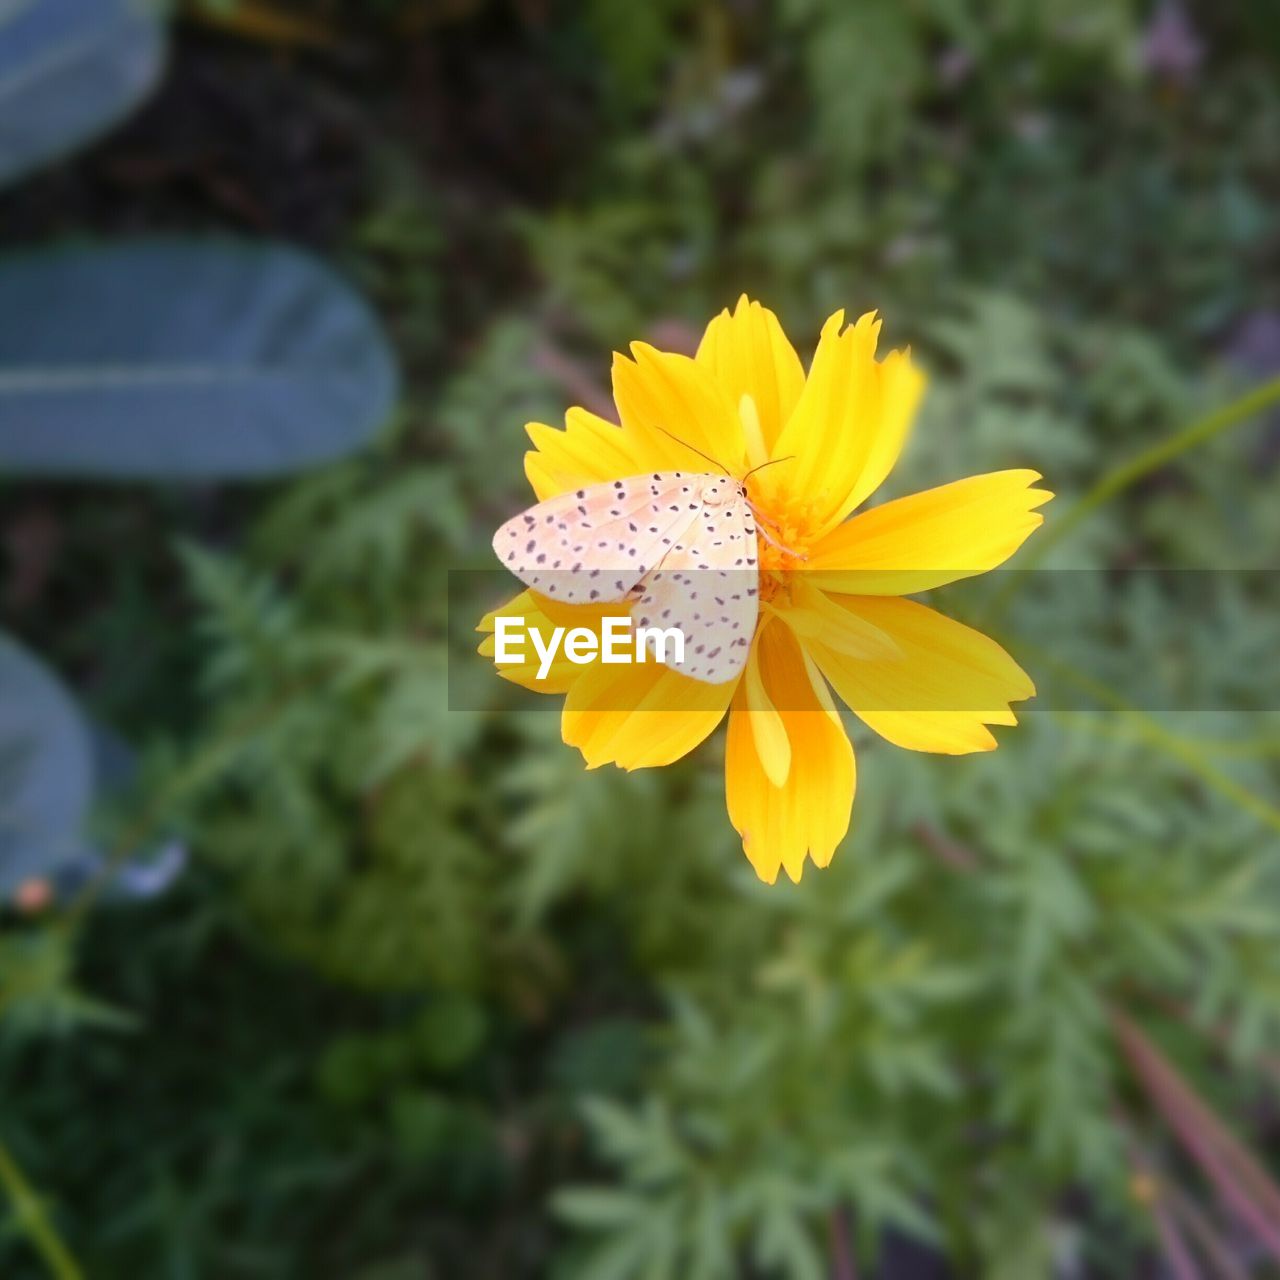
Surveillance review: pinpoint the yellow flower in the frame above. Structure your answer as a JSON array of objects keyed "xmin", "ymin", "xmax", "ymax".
[{"xmin": 479, "ymin": 297, "xmax": 1051, "ymax": 883}]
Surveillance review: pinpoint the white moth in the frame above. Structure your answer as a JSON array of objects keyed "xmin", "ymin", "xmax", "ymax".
[{"xmin": 492, "ymin": 470, "xmax": 761, "ymax": 684}]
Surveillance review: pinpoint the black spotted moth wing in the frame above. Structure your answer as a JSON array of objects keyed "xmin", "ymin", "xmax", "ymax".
[
  {"xmin": 628, "ymin": 477, "xmax": 759, "ymax": 684},
  {"xmin": 492, "ymin": 471, "xmax": 711, "ymax": 604},
  {"xmin": 493, "ymin": 472, "xmax": 760, "ymax": 684}
]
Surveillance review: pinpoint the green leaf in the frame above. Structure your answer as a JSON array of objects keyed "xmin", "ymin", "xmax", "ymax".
[
  {"xmin": 688, "ymin": 1189, "xmax": 735, "ymax": 1280},
  {"xmin": 553, "ymin": 1187, "xmax": 648, "ymax": 1230},
  {"xmin": 0, "ymin": 0, "xmax": 166, "ymax": 188},
  {"xmin": 571, "ymin": 1227, "xmax": 654, "ymax": 1280},
  {"xmin": 579, "ymin": 1097, "xmax": 653, "ymax": 1163},
  {"xmin": 0, "ymin": 929, "xmax": 136, "ymax": 1033},
  {"xmin": 752, "ymin": 1191, "xmax": 824, "ymax": 1280},
  {"xmin": 411, "ymin": 995, "xmax": 488, "ymax": 1073},
  {"xmin": 0, "ymin": 239, "xmax": 398, "ymax": 479},
  {"xmin": 0, "ymin": 630, "xmax": 93, "ymax": 898}
]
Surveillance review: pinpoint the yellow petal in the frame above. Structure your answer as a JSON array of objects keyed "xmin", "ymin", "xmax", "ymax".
[
  {"xmin": 737, "ymin": 392, "xmax": 768, "ymax": 470},
  {"xmin": 479, "ymin": 591, "xmax": 732, "ymax": 764},
  {"xmin": 807, "ymin": 470, "xmax": 1053, "ymax": 595},
  {"xmin": 695, "ymin": 296, "xmax": 806, "ymax": 454},
  {"xmin": 807, "ymin": 596, "xmax": 1035, "ymax": 755},
  {"xmin": 775, "ymin": 580, "xmax": 902, "ymax": 660},
  {"xmin": 523, "ymin": 406, "xmax": 659, "ymax": 502},
  {"xmin": 762, "ymin": 313, "xmax": 923, "ymax": 537},
  {"xmin": 561, "ymin": 660, "xmax": 734, "ymax": 771},
  {"xmin": 478, "ymin": 589, "xmax": 614, "ymax": 693},
  {"xmin": 845, "ymin": 347, "xmax": 925, "ymax": 522},
  {"xmin": 743, "ymin": 639, "xmax": 791, "ymax": 787},
  {"xmin": 612, "ymin": 342, "xmax": 747, "ymax": 475},
  {"xmin": 725, "ymin": 619, "xmax": 855, "ymax": 883}
]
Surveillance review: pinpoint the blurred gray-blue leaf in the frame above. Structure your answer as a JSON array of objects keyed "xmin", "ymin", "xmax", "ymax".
[
  {"xmin": 0, "ymin": 0, "xmax": 166, "ymax": 188},
  {"xmin": 52, "ymin": 838, "xmax": 187, "ymax": 902},
  {"xmin": 0, "ymin": 239, "xmax": 400, "ymax": 478},
  {"xmin": 0, "ymin": 628, "xmax": 94, "ymax": 899}
]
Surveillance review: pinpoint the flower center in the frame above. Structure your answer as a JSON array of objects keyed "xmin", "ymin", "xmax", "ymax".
[
  {"xmin": 734, "ymin": 392, "xmax": 821, "ymax": 604},
  {"xmin": 747, "ymin": 487, "xmax": 822, "ymax": 604}
]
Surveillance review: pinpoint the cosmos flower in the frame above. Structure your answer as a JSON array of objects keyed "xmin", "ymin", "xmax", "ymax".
[{"xmin": 480, "ymin": 298, "xmax": 1051, "ymax": 883}]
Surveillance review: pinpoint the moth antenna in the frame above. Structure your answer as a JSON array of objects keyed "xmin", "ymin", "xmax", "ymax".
[
  {"xmin": 742, "ymin": 455, "xmax": 796, "ymax": 484},
  {"xmin": 651, "ymin": 424, "xmax": 730, "ymax": 476}
]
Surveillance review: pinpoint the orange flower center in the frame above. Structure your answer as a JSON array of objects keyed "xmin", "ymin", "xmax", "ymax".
[{"xmin": 746, "ymin": 485, "xmax": 822, "ymax": 605}]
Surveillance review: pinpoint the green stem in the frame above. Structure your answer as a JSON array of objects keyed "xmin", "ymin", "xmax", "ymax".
[
  {"xmin": 991, "ymin": 373, "xmax": 1280, "ymax": 615},
  {"xmin": 1050, "ymin": 714, "xmax": 1280, "ymax": 760},
  {"xmin": 64, "ymin": 692, "xmax": 296, "ymax": 928},
  {"xmin": 1032, "ymin": 648, "xmax": 1280, "ymax": 835},
  {"xmin": 0, "ymin": 1137, "xmax": 83, "ymax": 1280}
]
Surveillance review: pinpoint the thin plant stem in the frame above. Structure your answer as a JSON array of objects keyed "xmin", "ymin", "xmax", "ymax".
[
  {"xmin": 1049, "ymin": 712, "xmax": 1280, "ymax": 760},
  {"xmin": 0, "ymin": 1137, "xmax": 83, "ymax": 1280},
  {"xmin": 63, "ymin": 691, "xmax": 297, "ymax": 928},
  {"xmin": 1164, "ymin": 1182, "xmax": 1251, "ymax": 1280},
  {"xmin": 1151, "ymin": 1195, "xmax": 1204, "ymax": 1280},
  {"xmin": 828, "ymin": 1206, "xmax": 858, "ymax": 1280},
  {"xmin": 909, "ymin": 820, "xmax": 979, "ymax": 872},
  {"xmin": 1027, "ymin": 649, "xmax": 1280, "ymax": 836},
  {"xmin": 989, "ymin": 374, "xmax": 1280, "ymax": 617},
  {"xmin": 1112, "ymin": 1010, "xmax": 1280, "ymax": 1259}
]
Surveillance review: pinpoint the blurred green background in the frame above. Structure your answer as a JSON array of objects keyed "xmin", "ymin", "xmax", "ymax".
[{"xmin": 3, "ymin": 1, "xmax": 1280, "ymax": 1276}]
